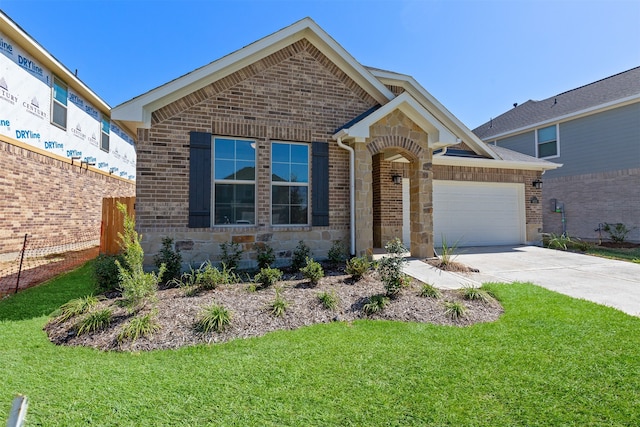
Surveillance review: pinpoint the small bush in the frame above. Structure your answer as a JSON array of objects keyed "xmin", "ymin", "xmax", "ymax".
[
  {"xmin": 195, "ymin": 303, "xmax": 232, "ymax": 333},
  {"xmin": 291, "ymin": 240, "xmax": 311, "ymax": 271},
  {"xmin": 269, "ymin": 287, "xmax": 289, "ymax": 318},
  {"xmin": 93, "ymin": 254, "xmax": 124, "ymax": 293},
  {"xmin": 419, "ymin": 283, "xmax": 441, "ymax": 299},
  {"xmin": 255, "ymin": 243, "xmax": 276, "ymax": 269},
  {"xmin": 547, "ymin": 233, "xmax": 572, "ymax": 251},
  {"xmin": 603, "ymin": 223, "xmax": 635, "ymax": 243},
  {"xmin": 199, "ymin": 261, "xmax": 235, "ymax": 290},
  {"xmin": 254, "ymin": 267, "xmax": 283, "ymax": 289},
  {"xmin": 384, "ymin": 237, "xmax": 408, "ymax": 256},
  {"xmin": 461, "ymin": 286, "xmax": 492, "ymax": 303},
  {"xmin": 378, "ymin": 257, "xmax": 409, "ymax": 298},
  {"xmin": 345, "ymin": 256, "xmax": 371, "ymax": 281},
  {"xmin": 363, "ymin": 294, "xmax": 389, "ymax": 316},
  {"xmin": 327, "ymin": 240, "xmax": 347, "ymax": 265},
  {"xmin": 444, "ymin": 301, "xmax": 466, "ymax": 320},
  {"xmin": 300, "ymin": 257, "xmax": 324, "ymax": 286},
  {"xmin": 154, "ymin": 237, "xmax": 182, "ymax": 285},
  {"xmin": 76, "ymin": 309, "xmax": 112, "ymax": 335},
  {"xmin": 56, "ymin": 295, "xmax": 102, "ymax": 323},
  {"xmin": 317, "ymin": 290, "xmax": 339, "ymax": 311},
  {"xmin": 220, "ymin": 241, "xmax": 243, "ymax": 271},
  {"xmin": 117, "ymin": 311, "xmax": 161, "ymax": 344}
]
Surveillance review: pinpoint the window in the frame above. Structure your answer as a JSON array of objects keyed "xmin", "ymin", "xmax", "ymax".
[
  {"xmin": 51, "ymin": 76, "xmax": 67, "ymax": 129},
  {"xmin": 271, "ymin": 142, "xmax": 309, "ymax": 225},
  {"xmin": 537, "ymin": 125, "xmax": 558, "ymax": 158},
  {"xmin": 100, "ymin": 115, "xmax": 110, "ymax": 152},
  {"xmin": 213, "ymin": 137, "xmax": 256, "ymax": 225}
]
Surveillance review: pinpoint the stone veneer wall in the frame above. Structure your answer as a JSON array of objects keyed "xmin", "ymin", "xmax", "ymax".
[
  {"xmin": 542, "ymin": 168, "xmax": 640, "ymax": 242},
  {"xmin": 433, "ymin": 165, "xmax": 543, "ymax": 243},
  {"xmin": 137, "ymin": 39, "xmax": 379, "ymax": 267},
  {"xmin": 0, "ymin": 138, "xmax": 135, "ymax": 256}
]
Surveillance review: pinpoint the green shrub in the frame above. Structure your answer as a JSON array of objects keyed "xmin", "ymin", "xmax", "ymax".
[
  {"xmin": 291, "ymin": 240, "xmax": 311, "ymax": 271},
  {"xmin": 255, "ymin": 244, "xmax": 276, "ymax": 269},
  {"xmin": 444, "ymin": 301, "xmax": 466, "ymax": 320},
  {"xmin": 154, "ymin": 237, "xmax": 182, "ymax": 285},
  {"xmin": 55, "ymin": 295, "xmax": 102, "ymax": 323},
  {"xmin": 117, "ymin": 311, "xmax": 161, "ymax": 344},
  {"xmin": 363, "ymin": 294, "xmax": 389, "ymax": 315},
  {"xmin": 76, "ymin": 309, "xmax": 113, "ymax": 335},
  {"xmin": 461, "ymin": 286, "xmax": 492, "ymax": 303},
  {"xmin": 300, "ymin": 257, "xmax": 324, "ymax": 286},
  {"xmin": 269, "ymin": 287, "xmax": 289, "ymax": 318},
  {"xmin": 115, "ymin": 203, "xmax": 164, "ymax": 312},
  {"xmin": 345, "ymin": 256, "xmax": 371, "ymax": 281},
  {"xmin": 195, "ymin": 302, "xmax": 232, "ymax": 333},
  {"xmin": 419, "ymin": 283, "xmax": 441, "ymax": 299},
  {"xmin": 220, "ymin": 241, "xmax": 243, "ymax": 271},
  {"xmin": 198, "ymin": 261, "xmax": 235, "ymax": 290},
  {"xmin": 603, "ymin": 222, "xmax": 635, "ymax": 243},
  {"xmin": 254, "ymin": 267, "xmax": 283, "ymax": 289},
  {"xmin": 93, "ymin": 254, "xmax": 124, "ymax": 293},
  {"xmin": 327, "ymin": 240, "xmax": 347, "ymax": 265},
  {"xmin": 547, "ymin": 233, "xmax": 572, "ymax": 251},
  {"xmin": 384, "ymin": 237, "xmax": 408, "ymax": 256},
  {"xmin": 317, "ymin": 290, "xmax": 339, "ymax": 311},
  {"xmin": 378, "ymin": 240, "xmax": 409, "ymax": 298}
]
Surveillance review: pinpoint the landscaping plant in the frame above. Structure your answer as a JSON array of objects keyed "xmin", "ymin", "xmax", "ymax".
[
  {"xmin": 461, "ymin": 286, "xmax": 492, "ymax": 303},
  {"xmin": 76, "ymin": 308, "xmax": 113, "ymax": 335},
  {"xmin": 603, "ymin": 222, "xmax": 635, "ymax": 243},
  {"xmin": 444, "ymin": 301, "xmax": 466, "ymax": 320},
  {"xmin": 419, "ymin": 283, "xmax": 441, "ymax": 299},
  {"xmin": 300, "ymin": 257, "xmax": 324, "ymax": 286},
  {"xmin": 378, "ymin": 238, "xmax": 409, "ymax": 298},
  {"xmin": 327, "ymin": 240, "xmax": 347, "ymax": 265},
  {"xmin": 93, "ymin": 253, "xmax": 124, "ymax": 293},
  {"xmin": 220, "ymin": 241, "xmax": 243, "ymax": 271},
  {"xmin": 195, "ymin": 302, "xmax": 232, "ymax": 333},
  {"xmin": 317, "ymin": 290, "xmax": 339, "ymax": 311},
  {"xmin": 115, "ymin": 203, "xmax": 165, "ymax": 313},
  {"xmin": 254, "ymin": 267, "xmax": 283, "ymax": 289},
  {"xmin": 255, "ymin": 243, "xmax": 276, "ymax": 269},
  {"xmin": 363, "ymin": 294, "xmax": 389, "ymax": 315},
  {"xmin": 117, "ymin": 311, "xmax": 161, "ymax": 344},
  {"xmin": 345, "ymin": 256, "xmax": 371, "ymax": 281},
  {"xmin": 269, "ymin": 287, "xmax": 289, "ymax": 317},
  {"xmin": 54, "ymin": 295, "xmax": 102, "ymax": 323},
  {"xmin": 154, "ymin": 237, "xmax": 182, "ymax": 285},
  {"xmin": 291, "ymin": 240, "xmax": 311, "ymax": 271}
]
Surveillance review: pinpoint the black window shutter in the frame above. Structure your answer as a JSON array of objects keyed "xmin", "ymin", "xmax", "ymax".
[
  {"xmin": 312, "ymin": 141, "xmax": 329, "ymax": 226},
  {"xmin": 188, "ymin": 131, "xmax": 212, "ymax": 228}
]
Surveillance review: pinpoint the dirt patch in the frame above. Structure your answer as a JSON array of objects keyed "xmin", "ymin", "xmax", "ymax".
[
  {"xmin": 426, "ymin": 259, "xmax": 479, "ymax": 273},
  {"xmin": 44, "ymin": 268, "xmax": 502, "ymax": 352}
]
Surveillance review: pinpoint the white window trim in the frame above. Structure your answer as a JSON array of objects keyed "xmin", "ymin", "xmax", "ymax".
[
  {"xmin": 211, "ymin": 136, "xmax": 257, "ymax": 227},
  {"xmin": 270, "ymin": 141, "xmax": 310, "ymax": 226},
  {"xmin": 51, "ymin": 75, "xmax": 67, "ymax": 130},
  {"xmin": 535, "ymin": 124, "xmax": 560, "ymax": 159}
]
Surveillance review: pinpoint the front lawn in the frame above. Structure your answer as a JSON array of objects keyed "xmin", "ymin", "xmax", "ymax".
[
  {"xmin": 586, "ymin": 245, "xmax": 640, "ymax": 263},
  {"xmin": 1, "ymin": 262, "xmax": 639, "ymax": 426}
]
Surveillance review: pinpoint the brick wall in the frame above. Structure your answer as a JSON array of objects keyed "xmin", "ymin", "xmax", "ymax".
[
  {"xmin": 137, "ymin": 39, "xmax": 378, "ymax": 267},
  {"xmin": 543, "ymin": 168, "xmax": 640, "ymax": 242},
  {"xmin": 372, "ymin": 154, "xmax": 405, "ymax": 247},
  {"xmin": 0, "ymin": 139, "xmax": 135, "ymax": 256}
]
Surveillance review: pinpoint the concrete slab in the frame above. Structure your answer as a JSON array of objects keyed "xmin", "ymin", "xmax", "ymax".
[{"xmin": 403, "ymin": 245, "xmax": 640, "ymax": 316}]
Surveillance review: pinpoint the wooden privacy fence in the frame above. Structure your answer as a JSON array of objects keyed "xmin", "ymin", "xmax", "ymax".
[{"xmin": 100, "ymin": 197, "xmax": 135, "ymax": 255}]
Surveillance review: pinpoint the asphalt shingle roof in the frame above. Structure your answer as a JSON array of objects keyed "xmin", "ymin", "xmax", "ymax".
[{"xmin": 472, "ymin": 66, "xmax": 640, "ymax": 140}]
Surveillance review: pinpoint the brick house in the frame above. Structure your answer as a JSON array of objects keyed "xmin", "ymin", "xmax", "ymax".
[
  {"xmin": 0, "ymin": 11, "xmax": 135, "ymax": 259},
  {"xmin": 112, "ymin": 18, "xmax": 558, "ymax": 268},
  {"xmin": 473, "ymin": 67, "xmax": 640, "ymax": 242}
]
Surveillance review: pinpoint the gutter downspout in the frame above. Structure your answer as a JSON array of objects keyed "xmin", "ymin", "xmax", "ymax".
[{"xmin": 335, "ymin": 134, "xmax": 356, "ymax": 256}]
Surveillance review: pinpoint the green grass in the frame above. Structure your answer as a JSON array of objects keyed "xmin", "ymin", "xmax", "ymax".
[
  {"xmin": 586, "ymin": 246, "xmax": 640, "ymax": 262},
  {"xmin": 1, "ymin": 262, "xmax": 640, "ymax": 425}
]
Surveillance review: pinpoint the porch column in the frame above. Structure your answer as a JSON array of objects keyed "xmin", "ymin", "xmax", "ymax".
[
  {"xmin": 353, "ymin": 140, "xmax": 373, "ymax": 256},
  {"xmin": 409, "ymin": 155, "xmax": 434, "ymax": 258}
]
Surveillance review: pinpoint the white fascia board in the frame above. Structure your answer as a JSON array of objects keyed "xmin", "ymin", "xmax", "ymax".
[
  {"xmin": 0, "ymin": 12, "xmax": 111, "ymax": 113},
  {"xmin": 480, "ymin": 94, "xmax": 640, "ymax": 141},
  {"xmin": 370, "ymin": 69, "xmax": 499, "ymax": 160},
  {"xmin": 433, "ymin": 155, "xmax": 562, "ymax": 171},
  {"xmin": 112, "ymin": 17, "xmax": 393, "ymax": 128},
  {"xmin": 340, "ymin": 92, "xmax": 457, "ymax": 146}
]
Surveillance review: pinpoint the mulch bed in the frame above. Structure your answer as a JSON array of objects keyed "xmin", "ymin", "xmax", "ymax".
[{"xmin": 44, "ymin": 268, "xmax": 503, "ymax": 352}]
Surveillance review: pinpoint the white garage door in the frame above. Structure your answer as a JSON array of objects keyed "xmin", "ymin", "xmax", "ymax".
[{"xmin": 433, "ymin": 181, "xmax": 525, "ymax": 247}]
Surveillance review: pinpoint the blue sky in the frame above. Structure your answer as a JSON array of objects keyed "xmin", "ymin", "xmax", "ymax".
[{"xmin": 1, "ymin": 0, "xmax": 638, "ymax": 129}]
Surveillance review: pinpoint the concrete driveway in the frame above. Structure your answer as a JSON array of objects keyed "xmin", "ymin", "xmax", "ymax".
[{"xmin": 452, "ymin": 245, "xmax": 640, "ymax": 317}]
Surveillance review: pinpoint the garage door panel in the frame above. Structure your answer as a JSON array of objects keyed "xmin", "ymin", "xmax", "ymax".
[{"xmin": 433, "ymin": 181, "xmax": 524, "ymax": 247}]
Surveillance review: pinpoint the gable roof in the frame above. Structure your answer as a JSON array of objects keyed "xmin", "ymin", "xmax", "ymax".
[
  {"xmin": 112, "ymin": 17, "xmax": 394, "ymax": 134},
  {"xmin": 473, "ymin": 66, "xmax": 640, "ymax": 140}
]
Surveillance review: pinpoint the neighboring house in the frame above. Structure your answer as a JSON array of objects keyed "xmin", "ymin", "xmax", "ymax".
[
  {"xmin": 0, "ymin": 11, "xmax": 136, "ymax": 257},
  {"xmin": 112, "ymin": 18, "xmax": 558, "ymax": 268},
  {"xmin": 473, "ymin": 67, "xmax": 640, "ymax": 242}
]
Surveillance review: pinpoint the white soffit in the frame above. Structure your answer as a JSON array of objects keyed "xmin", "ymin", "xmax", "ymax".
[{"xmin": 112, "ymin": 18, "xmax": 394, "ymax": 128}]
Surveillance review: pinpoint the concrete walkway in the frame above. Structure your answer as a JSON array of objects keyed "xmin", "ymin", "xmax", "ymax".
[{"xmin": 404, "ymin": 245, "xmax": 640, "ymax": 317}]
